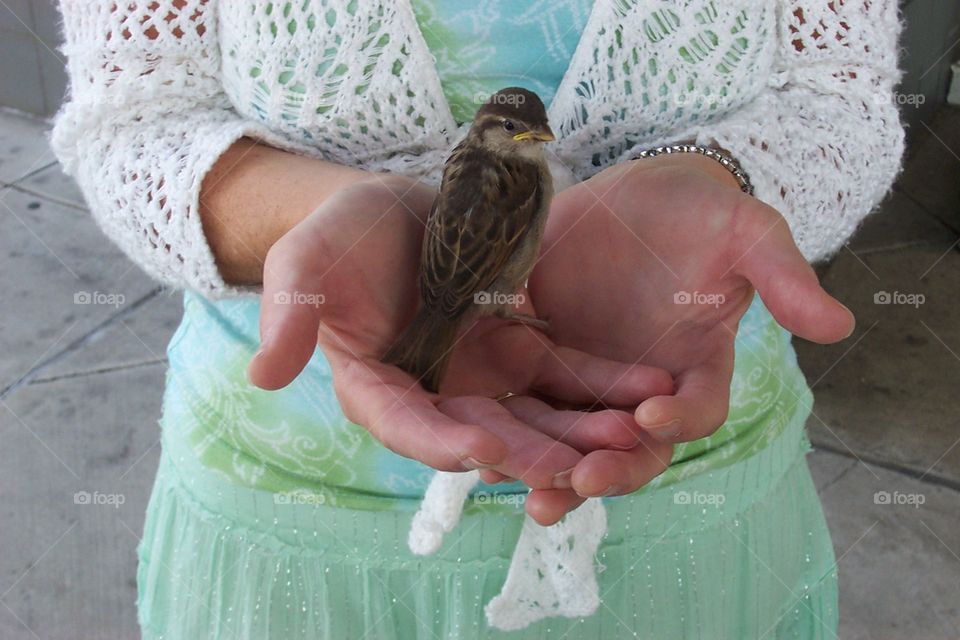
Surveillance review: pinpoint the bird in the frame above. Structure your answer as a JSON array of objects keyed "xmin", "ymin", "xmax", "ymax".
[{"xmin": 382, "ymin": 87, "xmax": 556, "ymax": 393}]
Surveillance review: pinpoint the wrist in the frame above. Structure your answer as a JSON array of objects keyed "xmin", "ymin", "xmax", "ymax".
[
  {"xmin": 338, "ymin": 173, "xmax": 436, "ymax": 223},
  {"xmin": 630, "ymin": 144, "xmax": 751, "ymax": 194},
  {"xmin": 201, "ymin": 139, "xmax": 372, "ymax": 284},
  {"xmin": 269, "ymin": 172, "xmax": 436, "ymax": 274}
]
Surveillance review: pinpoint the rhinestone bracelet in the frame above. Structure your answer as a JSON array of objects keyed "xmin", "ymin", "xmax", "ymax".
[{"xmin": 631, "ymin": 144, "xmax": 754, "ymax": 195}]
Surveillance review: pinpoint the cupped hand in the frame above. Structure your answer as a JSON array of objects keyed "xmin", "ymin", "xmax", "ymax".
[
  {"xmin": 523, "ymin": 152, "xmax": 855, "ymax": 508},
  {"xmin": 245, "ymin": 174, "xmax": 673, "ymax": 522}
]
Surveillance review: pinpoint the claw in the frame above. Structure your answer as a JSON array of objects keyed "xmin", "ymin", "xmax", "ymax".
[{"xmin": 495, "ymin": 308, "xmax": 550, "ymax": 333}]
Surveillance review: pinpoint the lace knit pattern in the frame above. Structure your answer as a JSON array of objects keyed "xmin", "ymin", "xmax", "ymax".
[{"xmin": 52, "ymin": 0, "xmax": 905, "ymax": 298}]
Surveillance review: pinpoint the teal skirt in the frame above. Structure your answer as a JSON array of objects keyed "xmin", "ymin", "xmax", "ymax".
[{"xmin": 137, "ymin": 409, "xmax": 838, "ymax": 639}]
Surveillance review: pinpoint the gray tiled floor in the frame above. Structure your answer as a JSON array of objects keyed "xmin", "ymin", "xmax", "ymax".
[
  {"xmin": 2, "ymin": 106, "xmax": 959, "ymax": 639},
  {"xmin": 795, "ymin": 107, "xmax": 960, "ymax": 638}
]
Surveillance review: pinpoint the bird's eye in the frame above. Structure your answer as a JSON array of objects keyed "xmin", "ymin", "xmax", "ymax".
[{"xmin": 502, "ymin": 120, "xmax": 515, "ymax": 131}]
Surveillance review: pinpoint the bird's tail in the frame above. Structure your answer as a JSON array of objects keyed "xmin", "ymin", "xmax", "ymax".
[{"xmin": 382, "ymin": 308, "xmax": 460, "ymax": 393}]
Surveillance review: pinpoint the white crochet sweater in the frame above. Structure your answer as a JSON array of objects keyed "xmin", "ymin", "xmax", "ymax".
[
  {"xmin": 52, "ymin": 0, "xmax": 905, "ymax": 299},
  {"xmin": 52, "ymin": 0, "xmax": 905, "ymax": 631}
]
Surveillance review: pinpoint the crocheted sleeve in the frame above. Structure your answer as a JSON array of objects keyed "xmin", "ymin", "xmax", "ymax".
[
  {"xmin": 50, "ymin": 0, "xmax": 302, "ymax": 297},
  {"xmin": 678, "ymin": 0, "xmax": 905, "ymax": 262}
]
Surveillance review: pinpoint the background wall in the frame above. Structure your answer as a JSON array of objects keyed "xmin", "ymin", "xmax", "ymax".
[
  {"xmin": 0, "ymin": 1, "xmax": 65, "ymax": 116},
  {"xmin": 899, "ymin": 0, "xmax": 960, "ymax": 131},
  {"xmin": 0, "ymin": 0, "xmax": 958, "ymax": 131}
]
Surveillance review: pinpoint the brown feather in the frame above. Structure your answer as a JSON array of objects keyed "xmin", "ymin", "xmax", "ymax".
[
  {"xmin": 382, "ymin": 87, "xmax": 553, "ymax": 392},
  {"xmin": 420, "ymin": 143, "xmax": 545, "ymax": 319}
]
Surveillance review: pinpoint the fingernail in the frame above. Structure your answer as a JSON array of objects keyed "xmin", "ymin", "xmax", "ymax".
[
  {"xmin": 841, "ymin": 304, "xmax": 856, "ymax": 339},
  {"xmin": 644, "ymin": 418, "xmax": 682, "ymax": 440},
  {"xmin": 255, "ymin": 328, "xmax": 277, "ymax": 358},
  {"xmin": 601, "ymin": 484, "xmax": 628, "ymax": 497},
  {"xmin": 553, "ymin": 467, "xmax": 575, "ymax": 490},
  {"xmin": 462, "ymin": 457, "xmax": 493, "ymax": 470}
]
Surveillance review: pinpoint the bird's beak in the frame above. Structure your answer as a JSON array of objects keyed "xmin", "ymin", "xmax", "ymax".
[{"xmin": 513, "ymin": 126, "xmax": 555, "ymax": 143}]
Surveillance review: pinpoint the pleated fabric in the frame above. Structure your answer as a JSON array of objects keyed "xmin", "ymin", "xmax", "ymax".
[{"xmin": 137, "ymin": 413, "xmax": 838, "ymax": 639}]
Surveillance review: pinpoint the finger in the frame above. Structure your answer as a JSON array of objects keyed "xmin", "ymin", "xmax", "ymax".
[
  {"xmin": 479, "ymin": 469, "xmax": 514, "ymax": 484},
  {"xmin": 732, "ymin": 201, "xmax": 854, "ymax": 344},
  {"xmin": 502, "ymin": 395, "xmax": 646, "ymax": 453},
  {"xmin": 332, "ymin": 358, "xmax": 509, "ymax": 471},
  {"xmin": 437, "ymin": 396, "xmax": 584, "ymax": 490},
  {"xmin": 247, "ymin": 241, "xmax": 325, "ymax": 390},
  {"xmin": 634, "ymin": 338, "xmax": 734, "ymax": 442},
  {"xmin": 525, "ymin": 489, "xmax": 587, "ymax": 526},
  {"xmin": 570, "ymin": 433, "xmax": 674, "ymax": 498},
  {"xmin": 531, "ymin": 344, "xmax": 674, "ymax": 406}
]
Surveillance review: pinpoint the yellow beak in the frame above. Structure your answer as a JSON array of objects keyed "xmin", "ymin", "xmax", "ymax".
[{"xmin": 513, "ymin": 128, "xmax": 556, "ymax": 143}]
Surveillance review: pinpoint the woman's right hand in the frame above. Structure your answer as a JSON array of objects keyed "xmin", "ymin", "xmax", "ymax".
[{"xmin": 246, "ymin": 174, "xmax": 674, "ymax": 519}]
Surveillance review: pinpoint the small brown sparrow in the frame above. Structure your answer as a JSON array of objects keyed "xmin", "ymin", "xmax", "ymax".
[{"xmin": 383, "ymin": 87, "xmax": 556, "ymax": 392}]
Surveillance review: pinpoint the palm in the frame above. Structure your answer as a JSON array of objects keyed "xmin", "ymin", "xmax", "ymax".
[
  {"xmin": 535, "ymin": 162, "xmax": 752, "ymax": 371},
  {"xmin": 530, "ymin": 156, "xmax": 855, "ymax": 442},
  {"xmin": 248, "ymin": 176, "xmax": 674, "ymax": 522},
  {"xmin": 303, "ymin": 181, "xmax": 578, "ymax": 401}
]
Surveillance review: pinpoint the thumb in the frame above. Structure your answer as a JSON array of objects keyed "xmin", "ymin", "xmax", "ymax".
[
  {"xmin": 732, "ymin": 202, "xmax": 855, "ymax": 344},
  {"xmin": 247, "ymin": 242, "xmax": 326, "ymax": 390}
]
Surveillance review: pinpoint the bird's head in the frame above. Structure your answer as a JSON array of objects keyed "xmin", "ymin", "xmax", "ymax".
[{"xmin": 470, "ymin": 87, "xmax": 554, "ymax": 160}]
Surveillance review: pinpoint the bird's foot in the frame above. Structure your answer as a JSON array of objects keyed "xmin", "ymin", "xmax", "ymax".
[{"xmin": 495, "ymin": 308, "xmax": 550, "ymax": 333}]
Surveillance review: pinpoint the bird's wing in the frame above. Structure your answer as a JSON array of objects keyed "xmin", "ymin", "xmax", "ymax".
[{"xmin": 420, "ymin": 145, "xmax": 544, "ymax": 320}]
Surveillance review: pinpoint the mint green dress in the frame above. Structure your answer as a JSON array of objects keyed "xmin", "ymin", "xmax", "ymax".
[{"xmin": 137, "ymin": 2, "xmax": 839, "ymax": 637}]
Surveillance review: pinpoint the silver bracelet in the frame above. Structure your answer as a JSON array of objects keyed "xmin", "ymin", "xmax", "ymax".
[{"xmin": 631, "ymin": 144, "xmax": 754, "ymax": 195}]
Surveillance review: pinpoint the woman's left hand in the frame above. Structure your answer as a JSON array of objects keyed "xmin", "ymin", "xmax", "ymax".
[{"xmin": 509, "ymin": 152, "xmax": 855, "ymax": 523}]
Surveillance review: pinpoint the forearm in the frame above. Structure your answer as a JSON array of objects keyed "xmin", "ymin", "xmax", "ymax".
[{"xmin": 199, "ymin": 138, "xmax": 372, "ymax": 285}]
